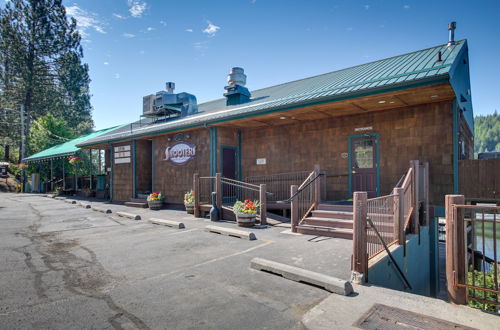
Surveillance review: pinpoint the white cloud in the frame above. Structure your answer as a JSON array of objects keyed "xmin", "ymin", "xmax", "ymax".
[
  {"xmin": 114, "ymin": 73, "xmax": 121, "ymax": 79},
  {"xmin": 128, "ymin": 0, "xmax": 147, "ymax": 18},
  {"xmin": 146, "ymin": 27, "xmax": 155, "ymax": 31},
  {"xmin": 103, "ymin": 61, "xmax": 109, "ymax": 65},
  {"xmin": 186, "ymin": 28, "xmax": 193, "ymax": 32},
  {"xmin": 159, "ymin": 20, "xmax": 167, "ymax": 26},
  {"xmin": 364, "ymin": 4, "xmax": 370, "ymax": 10},
  {"xmin": 113, "ymin": 13, "xmax": 126, "ymax": 19},
  {"xmin": 122, "ymin": 33, "xmax": 136, "ymax": 38},
  {"xmin": 66, "ymin": 5, "xmax": 106, "ymax": 37},
  {"xmin": 139, "ymin": 50, "xmax": 145, "ymax": 55},
  {"xmin": 403, "ymin": 4, "xmax": 411, "ymax": 9},
  {"xmin": 202, "ymin": 21, "xmax": 220, "ymax": 37}
]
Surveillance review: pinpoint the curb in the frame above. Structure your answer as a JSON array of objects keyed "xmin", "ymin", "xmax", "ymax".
[
  {"xmin": 205, "ymin": 225, "xmax": 256, "ymax": 240},
  {"xmin": 250, "ymin": 257, "xmax": 353, "ymax": 295},
  {"xmin": 149, "ymin": 218, "xmax": 185, "ymax": 229},
  {"xmin": 117, "ymin": 211, "xmax": 141, "ymax": 220},
  {"xmin": 64, "ymin": 199, "xmax": 77, "ymax": 204}
]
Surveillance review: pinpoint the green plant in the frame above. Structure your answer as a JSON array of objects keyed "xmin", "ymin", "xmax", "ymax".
[
  {"xmin": 184, "ymin": 190, "xmax": 195, "ymax": 204},
  {"xmin": 56, "ymin": 186, "xmax": 63, "ymax": 192},
  {"xmin": 467, "ymin": 268, "xmax": 499, "ymax": 312},
  {"xmin": 147, "ymin": 192, "xmax": 164, "ymax": 202},
  {"xmin": 233, "ymin": 200, "xmax": 260, "ymax": 215}
]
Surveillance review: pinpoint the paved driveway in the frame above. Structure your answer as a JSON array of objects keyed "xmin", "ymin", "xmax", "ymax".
[{"xmin": 0, "ymin": 193, "xmax": 352, "ymax": 329}]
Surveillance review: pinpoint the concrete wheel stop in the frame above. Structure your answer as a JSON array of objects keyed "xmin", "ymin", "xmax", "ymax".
[
  {"xmin": 250, "ymin": 257, "xmax": 353, "ymax": 295},
  {"xmin": 117, "ymin": 211, "xmax": 141, "ymax": 220},
  {"xmin": 79, "ymin": 202, "xmax": 91, "ymax": 209},
  {"xmin": 92, "ymin": 206, "xmax": 112, "ymax": 214},
  {"xmin": 149, "ymin": 218, "xmax": 185, "ymax": 229},
  {"xmin": 205, "ymin": 225, "xmax": 256, "ymax": 240}
]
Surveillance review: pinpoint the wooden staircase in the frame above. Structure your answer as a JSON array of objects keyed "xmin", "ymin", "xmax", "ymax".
[
  {"xmin": 296, "ymin": 204, "xmax": 354, "ymax": 239},
  {"xmin": 296, "ymin": 203, "xmax": 396, "ymax": 241}
]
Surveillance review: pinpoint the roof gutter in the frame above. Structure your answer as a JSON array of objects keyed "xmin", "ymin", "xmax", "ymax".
[{"xmin": 78, "ymin": 75, "xmax": 450, "ymax": 147}]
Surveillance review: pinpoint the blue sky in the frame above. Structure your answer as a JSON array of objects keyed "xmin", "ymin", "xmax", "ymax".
[{"xmin": 8, "ymin": 1, "xmax": 500, "ymax": 129}]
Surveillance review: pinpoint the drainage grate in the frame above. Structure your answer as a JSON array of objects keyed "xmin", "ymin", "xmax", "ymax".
[{"xmin": 354, "ymin": 304, "xmax": 477, "ymax": 330}]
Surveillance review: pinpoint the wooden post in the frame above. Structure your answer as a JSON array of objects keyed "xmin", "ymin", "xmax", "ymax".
[
  {"xmin": 411, "ymin": 160, "xmax": 420, "ymax": 234},
  {"xmin": 50, "ymin": 159, "xmax": 53, "ymax": 191},
  {"xmin": 259, "ymin": 184, "xmax": 267, "ymax": 225},
  {"xmin": 445, "ymin": 194, "xmax": 466, "ymax": 305},
  {"xmin": 393, "ymin": 187, "xmax": 405, "ymax": 245},
  {"xmin": 291, "ymin": 185, "xmax": 299, "ymax": 233},
  {"xmin": 215, "ymin": 173, "xmax": 222, "ymax": 210},
  {"xmin": 424, "ymin": 161, "xmax": 430, "ymax": 226},
  {"xmin": 352, "ymin": 191, "xmax": 368, "ymax": 276},
  {"xmin": 193, "ymin": 173, "xmax": 200, "ymax": 217},
  {"xmin": 313, "ymin": 164, "xmax": 321, "ymax": 207}
]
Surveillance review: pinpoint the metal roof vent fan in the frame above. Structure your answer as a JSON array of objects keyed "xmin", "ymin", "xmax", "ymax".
[
  {"xmin": 224, "ymin": 67, "xmax": 251, "ymax": 106},
  {"xmin": 143, "ymin": 81, "xmax": 198, "ymax": 118}
]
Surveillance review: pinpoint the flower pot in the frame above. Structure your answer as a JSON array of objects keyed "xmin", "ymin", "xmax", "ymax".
[
  {"xmin": 235, "ymin": 212, "xmax": 256, "ymax": 227},
  {"xmin": 184, "ymin": 203, "xmax": 194, "ymax": 214},
  {"xmin": 148, "ymin": 200, "xmax": 163, "ymax": 210}
]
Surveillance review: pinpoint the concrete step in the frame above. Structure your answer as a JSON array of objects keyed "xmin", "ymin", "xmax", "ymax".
[
  {"xmin": 311, "ymin": 210, "xmax": 353, "ymax": 220},
  {"xmin": 296, "ymin": 224, "xmax": 353, "ymax": 240},
  {"xmin": 125, "ymin": 201, "xmax": 148, "ymax": 208},
  {"xmin": 302, "ymin": 217, "xmax": 353, "ymax": 229},
  {"xmin": 130, "ymin": 198, "xmax": 147, "ymax": 203},
  {"xmin": 317, "ymin": 204, "xmax": 353, "ymax": 212}
]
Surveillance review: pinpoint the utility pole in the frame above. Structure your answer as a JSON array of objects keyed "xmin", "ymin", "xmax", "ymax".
[{"xmin": 20, "ymin": 104, "xmax": 25, "ymax": 192}]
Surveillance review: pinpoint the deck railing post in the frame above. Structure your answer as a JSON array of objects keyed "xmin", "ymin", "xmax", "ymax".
[
  {"xmin": 313, "ymin": 164, "xmax": 321, "ymax": 207},
  {"xmin": 393, "ymin": 187, "xmax": 405, "ymax": 245},
  {"xmin": 259, "ymin": 184, "xmax": 267, "ymax": 225},
  {"xmin": 215, "ymin": 173, "xmax": 222, "ymax": 210},
  {"xmin": 291, "ymin": 185, "xmax": 299, "ymax": 232},
  {"xmin": 193, "ymin": 173, "xmax": 200, "ymax": 217},
  {"xmin": 410, "ymin": 160, "xmax": 420, "ymax": 233},
  {"xmin": 445, "ymin": 194, "xmax": 466, "ymax": 304},
  {"xmin": 352, "ymin": 191, "xmax": 368, "ymax": 279}
]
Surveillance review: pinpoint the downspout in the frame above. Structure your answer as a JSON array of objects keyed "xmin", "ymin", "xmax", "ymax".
[
  {"xmin": 209, "ymin": 125, "xmax": 217, "ymax": 176},
  {"xmin": 452, "ymin": 99, "xmax": 459, "ymax": 194}
]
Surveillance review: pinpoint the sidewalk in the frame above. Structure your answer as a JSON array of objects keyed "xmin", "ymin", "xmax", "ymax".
[{"xmin": 302, "ymin": 284, "xmax": 498, "ymax": 329}]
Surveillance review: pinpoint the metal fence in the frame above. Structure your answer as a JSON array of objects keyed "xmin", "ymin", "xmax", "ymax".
[
  {"xmin": 220, "ymin": 177, "xmax": 262, "ymax": 217},
  {"xmin": 366, "ymin": 194, "xmax": 397, "ymax": 259},
  {"xmin": 246, "ymin": 171, "xmax": 310, "ymax": 202},
  {"xmin": 460, "ymin": 205, "xmax": 499, "ymax": 309}
]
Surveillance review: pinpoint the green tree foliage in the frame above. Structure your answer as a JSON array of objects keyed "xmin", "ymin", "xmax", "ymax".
[
  {"xmin": 28, "ymin": 113, "xmax": 74, "ymax": 154},
  {"xmin": 474, "ymin": 111, "xmax": 500, "ymax": 154},
  {"xmin": 0, "ymin": 0, "xmax": 93, "ymax": 160}
]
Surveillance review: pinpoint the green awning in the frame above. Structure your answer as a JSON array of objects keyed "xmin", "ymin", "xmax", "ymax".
[{"xmin": 24, "ymin": 125, "xmax": 124, "ymax": 163}]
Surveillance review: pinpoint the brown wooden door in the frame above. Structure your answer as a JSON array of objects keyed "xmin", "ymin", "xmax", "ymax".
[
  {"xmin": 222, "ymin": 148, "xmax": 236, "ymax": 179},
  {"xmin": 351, "ymin": 136, "xmax": 377, "ymax": 198}
]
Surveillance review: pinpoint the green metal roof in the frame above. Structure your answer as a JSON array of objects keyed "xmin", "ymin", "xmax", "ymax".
[
  {"xmin": 24, "ymin": 125, "xmax": 125, "ymax": 162},
  {"xmin": 79, "ymin": 40, "xmax": 470, "ymax": 146}
]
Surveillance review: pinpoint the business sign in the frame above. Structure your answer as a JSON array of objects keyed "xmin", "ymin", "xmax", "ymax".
[
  {"xmin": 164, "ymin": 142, "xmax": 196, "ymax": 165},
  {"xmin": 354, "ymin": 126, "xmax": 373, "ymax": 132},
  {"xmin": 114, "ymin": 145, "xmax": 131, "ymax": 164}
]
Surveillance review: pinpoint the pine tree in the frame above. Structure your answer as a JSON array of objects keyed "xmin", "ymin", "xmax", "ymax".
[{"xmin": 0, "ymin": 0, "xmax": 93, "ymax": 161}]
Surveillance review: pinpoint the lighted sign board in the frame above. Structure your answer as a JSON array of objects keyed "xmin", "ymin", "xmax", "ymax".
[{"xmin": 164, "ymin": 142, "xmax": 196, "ymax": 165}]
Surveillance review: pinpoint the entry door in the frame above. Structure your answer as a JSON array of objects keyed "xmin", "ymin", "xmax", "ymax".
[
  {"xmin": 221, "ymin": 147, "xmax": 237, "ymax": 203},
  {"xmin": 351, "ymin": 136, "xmax": 377, "ymax": 198}
]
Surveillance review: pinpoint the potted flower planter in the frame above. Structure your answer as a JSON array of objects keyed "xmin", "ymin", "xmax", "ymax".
[
  {"xmin": 235, "ymin": 212, "xmax": 256, "ymax": 227},
  {"xmin": 148, "ymin": 200, "xmax": 163, "ymax": 210},
  {"xmin": 184, "ymin": 203, "xmax": 194, "ymax": 214},
  {"xmin": 184, "ymin": 190, "xmax": 195, "ymax": 214},
  {"xmin": 147, "ymin": 192, "xmax": 165, "ymax": 210}
]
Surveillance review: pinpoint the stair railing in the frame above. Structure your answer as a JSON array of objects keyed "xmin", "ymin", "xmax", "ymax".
[{"xmin": 290, "ymin": 165, "xmax": 322, "ymax": 233}]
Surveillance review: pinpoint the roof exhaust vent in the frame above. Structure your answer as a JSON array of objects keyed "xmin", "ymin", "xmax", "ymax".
[
  {"xmin": 436, "ymin": 51, "xmax": 442, "ymax": 63},
  {"xmin": 447, "ymin": 21, "xmax": 456, "ymax": 46},
  {"xmin": 224, "ymin": 67, "xmax": 251, "ymax": 106},
  {"xmin": 143, "ymin": 82, "xmax": 198, "ymax": 118}
]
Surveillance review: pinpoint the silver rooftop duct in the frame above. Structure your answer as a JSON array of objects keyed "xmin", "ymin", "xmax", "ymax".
[
  {"xmin": 224, "ymin": 67, "xmax": 251, "ymax": 106},
  {"xmin": 448, "ymin": 21, "xmax": 456, "ymax": 46},
  {"xmin": 143, "ymin": 82, "xmax": 198, "ymax": 118}
]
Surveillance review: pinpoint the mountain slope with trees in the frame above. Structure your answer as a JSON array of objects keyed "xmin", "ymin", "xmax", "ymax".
[{"xmin": 474, "ymin": 111, "xmax": 500, "ymax": 155}]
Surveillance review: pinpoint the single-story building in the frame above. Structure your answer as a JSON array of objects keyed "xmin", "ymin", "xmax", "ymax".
[{"xmin": 76, "ymin": 37, "xmax": 474, "ymax": 215}]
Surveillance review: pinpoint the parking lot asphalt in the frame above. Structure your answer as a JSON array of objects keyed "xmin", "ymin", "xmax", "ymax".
[{"xmin": 0, "ymin": 193, "xmax": 352, "ymax": 329}]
